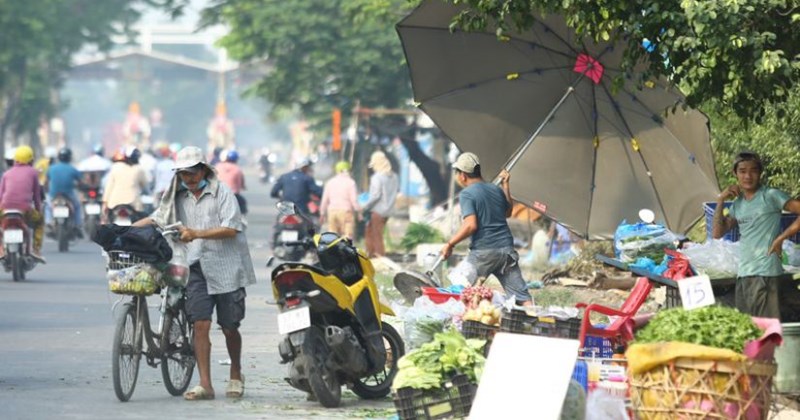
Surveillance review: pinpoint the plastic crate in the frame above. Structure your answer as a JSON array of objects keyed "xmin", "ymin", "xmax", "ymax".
[
  {"xmin": 499, "ymin": 309, "xmax": 580, "ymax": 339},
  {"xmin": 393, "ymin": 374, "xmax": 477, "ymax": 420},
  {"xmin": 421, "ymin": 287, "xmax": 461, "ymax": 304},
  {"xmin": 581, "ymin": 335, "xmax": 614, "ymax": 358},
  {"xmin": 704, "ymin": 201, "xmax": 800, "ymax": 242},
  {"xmin": 461, "ymin": 320, "xmax": 498, "ymax": 341},
  {"xmin": 571, "ymin": 360, "xmax": 588, "ymax": 391},
  {"xmin": 461, "ymin": 320, "xmax": 498, "ymax": 356}
]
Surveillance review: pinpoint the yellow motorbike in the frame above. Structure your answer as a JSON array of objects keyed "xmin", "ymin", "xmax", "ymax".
[{"xmin": 270, "ymin": 202, "xmax": 405, "ymax": 407}]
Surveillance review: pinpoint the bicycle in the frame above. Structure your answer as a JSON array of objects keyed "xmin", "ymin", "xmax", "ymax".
[{"xmin": 106, "ymin": 226, "xmax": 195, "ymax": 402}]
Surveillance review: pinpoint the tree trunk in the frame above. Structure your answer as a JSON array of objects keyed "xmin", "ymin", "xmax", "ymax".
[
  {"xmin": 396, "ymin": 131, "xmax": 448, "ymax": 205},
  {"xmin": 370, "ymin": 116, "xmax": 448, "ymax": 206}
]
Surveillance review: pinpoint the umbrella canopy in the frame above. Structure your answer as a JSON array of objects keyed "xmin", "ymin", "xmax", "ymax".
[{"xmin": 397, "ymin": 0, "xmax": 720, "ymax": 239}]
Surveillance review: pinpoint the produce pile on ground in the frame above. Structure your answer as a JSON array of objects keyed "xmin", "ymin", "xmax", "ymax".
[
  {"xmin": 392, "ymin": 328, "xmax": 485, "ymax": 390},
  {"xmin": 634, "ymin": 306, "xmax": 762, "ymax": 353}
]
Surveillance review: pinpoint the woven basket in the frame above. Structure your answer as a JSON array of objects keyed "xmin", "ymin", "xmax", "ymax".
[{"xmin": 630, "ymin": 357, "xmax": 776, "ymax": 419}]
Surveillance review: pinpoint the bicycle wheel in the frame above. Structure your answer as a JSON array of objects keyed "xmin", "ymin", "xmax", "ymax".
[
  {"xmin": 112, "ymin": 302, "xmax": 142, "ymax": 402},
  {"xmin": 160, "ymin": 304, "xmax": 195, "ymax": 396}
]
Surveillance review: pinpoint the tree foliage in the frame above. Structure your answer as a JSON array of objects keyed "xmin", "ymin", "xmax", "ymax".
[
  {"xmin": 0, "ymin": 0, "xmax": 184, "ymax": 154},
  {"xmin": 706, "ymin": 87, "xmax": 800, "ymax": 197},
  {"xmin": 448, "ymin": 0, "xmax": 800, "ymax": 120},
  {"xmin": 203, "ymin": 0, "xmax": 451, "ymax": 203}
]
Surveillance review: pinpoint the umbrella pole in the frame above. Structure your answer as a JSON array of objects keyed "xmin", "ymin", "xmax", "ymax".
[{"xmin": 495, "ymin": 82, "xmax": 580, "ymax": 184}]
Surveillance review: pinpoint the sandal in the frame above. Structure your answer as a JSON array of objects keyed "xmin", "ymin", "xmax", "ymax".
[
  {"xmin": 184, "ymin": 385, "xmax": 215, "ymax": 401},
  {"xmin": 226, "ymin": 375, "xmax": 245, "ymax": 398}
]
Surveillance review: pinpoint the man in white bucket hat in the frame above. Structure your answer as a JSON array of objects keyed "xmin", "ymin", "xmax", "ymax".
[{"xmin": 136, "ymin": 146, "xmax": 256, "ymax": 400}]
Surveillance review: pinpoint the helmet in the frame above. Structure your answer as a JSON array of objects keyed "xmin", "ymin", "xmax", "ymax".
[
  {"xmin": 124, "ymin": 146, "xmax": 141, "ymax": 164},
  {"xmin": 297, "ymin": 157, "xmax": 313, "ymax": 169},
  {"xmin": 112, "ymin": 150, "xmax": 125, "ymax": 162},
  {"xmin": 14, "ymin": 145, "xmax": 34, "ymax": 164},
  {"xmin": 335, "ymin": 161, "xmax": 351, "ymax": 173},
  {"xmin": 226, "ymin": 149, "xmax": 239, "ymax": 163},
  {"xmin": 58, "ymin": 147, "xmax": 72, "ymax": 163},
  {"xmin": 92, "ymin": 144, "xmax": 104, "ymax": 156}
]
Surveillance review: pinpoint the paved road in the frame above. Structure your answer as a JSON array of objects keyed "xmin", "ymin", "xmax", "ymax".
[{"xmin": 0, "ymin": 175, "xmax": 396, "ymax": 420}]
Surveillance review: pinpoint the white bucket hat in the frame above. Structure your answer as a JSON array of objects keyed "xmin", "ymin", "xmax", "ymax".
[{"xmin": 173, "ymin": 146, "xmax": 212, "ymax": 173}]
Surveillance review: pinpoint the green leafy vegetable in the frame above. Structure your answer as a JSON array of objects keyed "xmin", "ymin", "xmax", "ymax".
[
  {"xmin": 392, "ymin": 328, "xmax": 485, "ymax": 390},
  {"xmin": 400, "ymin": 223, "xmax": 445, "ymax": 252},
  {"xmin": 634, "ymin": 306, "xmax": 762, "ymax": 353}
]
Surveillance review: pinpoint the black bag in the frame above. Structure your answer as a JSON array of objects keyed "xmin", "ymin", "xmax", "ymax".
[{"xmin": 92, "ymin": 224, "xmax": 173, "ymax": 264}]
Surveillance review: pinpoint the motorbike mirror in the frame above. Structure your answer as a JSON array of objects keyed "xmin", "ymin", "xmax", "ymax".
[
  {"xmin": 276, "ymin": 201, "xmax": 297, "ymax": 216},
  {"xmin": 638, "ymin": 208, "xmax": 656, "ymax": 224}
]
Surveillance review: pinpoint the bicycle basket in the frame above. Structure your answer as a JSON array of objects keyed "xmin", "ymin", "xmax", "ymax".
[{"xmin": 106, "ymin": 251, "xmax": 160, "ymax": 295}]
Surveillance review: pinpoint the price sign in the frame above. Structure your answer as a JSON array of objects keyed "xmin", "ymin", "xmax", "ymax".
[{"xmin": 678, "ymin": 275, "xmax": 715, "ymax": 310}]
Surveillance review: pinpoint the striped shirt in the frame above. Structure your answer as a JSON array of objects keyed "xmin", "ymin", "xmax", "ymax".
[{"xmin": 153, "ymin": 178, "xmax": 256, "ymax": 294}]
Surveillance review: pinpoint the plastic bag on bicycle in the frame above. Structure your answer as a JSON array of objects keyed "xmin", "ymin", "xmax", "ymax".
[{"xmin": 108, "ymin": 265, "xmax": 160, "ymax": 295}]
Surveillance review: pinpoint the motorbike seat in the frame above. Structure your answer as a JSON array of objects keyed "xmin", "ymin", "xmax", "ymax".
[{"xmin": 3, "ymin": 209, "xmax": 24, "ymax": 216}]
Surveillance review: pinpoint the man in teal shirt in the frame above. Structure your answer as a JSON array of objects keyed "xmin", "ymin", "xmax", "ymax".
[{"xmin": 713, "ymin": 152, "xmax": 800, "ymax": 318}]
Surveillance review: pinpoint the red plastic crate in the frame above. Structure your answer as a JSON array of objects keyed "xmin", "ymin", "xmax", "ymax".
[{"xmin": 421, "ymin": 287, "xmax": 461, "ymax": 304}]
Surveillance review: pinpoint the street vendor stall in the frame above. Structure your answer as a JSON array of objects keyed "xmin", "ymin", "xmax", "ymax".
[{"xmin": 596, "ymin": 254, "xmax": 736, "ymax": 309}]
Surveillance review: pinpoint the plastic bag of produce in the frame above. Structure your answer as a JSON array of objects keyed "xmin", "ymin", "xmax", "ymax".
[
  {"xmin": 680, "ymin": 239, "xmax": 739, "ymax": 278},
  {"xmin": 783, "ymin": 240, "xmax": 800, "ymax": 267},
  {"xmin": 403, "ymin": 296, "xmax": 465, "ymax": 349},
  {"xmin": 585, "ymin": 389, "xmax": 630, "ymax": 420},
  {"xmin": 108, "ymin": 264, "xmax": 160, "ymax": 295},
  {"xmin": 614, "ymin": 221, "xmax": 679, "ymax": 263}
]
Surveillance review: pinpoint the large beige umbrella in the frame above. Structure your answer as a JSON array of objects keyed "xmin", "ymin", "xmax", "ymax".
[{"xmin": 397, "ymin": 0, "xmax": 719, "ymax": 239}]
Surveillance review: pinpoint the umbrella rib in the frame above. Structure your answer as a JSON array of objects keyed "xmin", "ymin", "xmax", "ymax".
[
  {"xmin": 400, "ymin": 25, "xmax": 576, "ymax": 60},
  {"xmin": 596, "ymin": 78, "xmax": 672, "ymax": 230},
  {"xmin": 419, "ymin": 65, "xmax": 573, "ymax": 103},
  {"xmin": 585, "ymin": 83, "xmax": 600, "ymax": 237}
]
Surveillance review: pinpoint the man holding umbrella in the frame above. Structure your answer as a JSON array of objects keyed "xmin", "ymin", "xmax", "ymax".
[{"xmin": 441, "ymin": 152, "xmax": 533, "ymax": 306}]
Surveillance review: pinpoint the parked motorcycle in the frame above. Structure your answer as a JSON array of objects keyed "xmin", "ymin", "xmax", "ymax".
[
  {"xmin": 272, "ymin": 210, "xmax": 313, "ymax": 261},
  {"xmin": 82, "ymin": 187, "xmax": 102, "ymax": 239},
  {"xmin": 1, "ymin": 210, "xmax": 38, "ymax": 281},
  {"xmin": 269, "ymin": 201, "xmax": 404, "ymax": 408},
  {"xmin": 52, "ymin": 194, "xmax": 77, "ymax": 252}
]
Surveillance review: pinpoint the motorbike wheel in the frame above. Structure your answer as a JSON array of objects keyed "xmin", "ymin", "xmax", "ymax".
[
  {"xmin": 57, "ymin": 225, "xmax": 69, "ymax": 253},
  {"xmin": 303, "ymin": 326, "xmax": 341, "ymax": 408},
  {"xmin": 85, "ymin": 219, "xmax": 98, "ymax": 241},
  {"xmin": 9, "ymin": 252, "xmax": 23, "ymax": 282},
  {"xmin": 352, "ymin": 322, "xmax": 405, "ymax": 399},
  {"xmin": 160, "ymin": 305, "xmax": 195, "ymax": 396}
]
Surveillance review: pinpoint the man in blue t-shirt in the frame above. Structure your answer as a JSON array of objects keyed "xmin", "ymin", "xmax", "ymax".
[
  {"xmin": 46, "ymin": 148, "xmax": 83, "ymax": 232},
  {"xmin": 713, "ymin": 152, "xmax": 800, "ymax": 318},
  {"xmin": 441, "ymin": 152, "xmax": 533, "ymax": 306}
]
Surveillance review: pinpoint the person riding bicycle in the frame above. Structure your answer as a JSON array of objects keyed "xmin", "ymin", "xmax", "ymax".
[
  {"xmin": 45, "ymin": 148, "xmax": 84, "ymax": 236},
  {"xmin": 270, "ymin": 158, "xmax": 322, "ymax": 216},
  {"xmin": 0, "ymin": 146, "xmax": 45, "ymax": 262},
  {"xmin": 215, "ymin": 149, "xmax": 247, "ymax": 215},
  {"xmin": 102, "ymin": 146, "xmax": 149, "ymax": 221}
]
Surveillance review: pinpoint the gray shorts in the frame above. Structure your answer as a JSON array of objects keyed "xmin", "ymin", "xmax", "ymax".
[
  {"xmin": 466, "ymin": 247, "xmax": 532, "ymax": 304},
  {"xmin": 185, "ymin": 263, "xmax": 246, "ymax": 330},
  {"xmin": 735, "ymin": 275, "xmax": 780, "ymax": 319}
]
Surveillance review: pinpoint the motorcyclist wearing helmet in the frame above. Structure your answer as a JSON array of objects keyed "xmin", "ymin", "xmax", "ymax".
[
  {"xmin": 215, "ymin": 149, "xmax": 247, "ymax": 215},
  {"xmin": 34, "ymin": 146, "xmax": 57, "ymax": 186},
  {"xmin": 76, "ymin": 144, "xmax": 112, "ymax": 196},
  {"xmin": 270, "ymin": 158, "xmax": 322, "ymax": 216},
  {"xmin": 0, "ymin": 146, "xmax": 45, "ymax": 261},
  {"xmin": 101, "ymin": 146, "xmax": 149, "ymax": 220},
  {"xmin": 45, "ymin": 148, "xmax": 84, "ymax": 235}
]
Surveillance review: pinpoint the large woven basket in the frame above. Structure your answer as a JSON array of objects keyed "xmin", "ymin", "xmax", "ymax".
[{"xmin": 630, "ymin": 357, "xmax": 776, "ymax": 419}]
